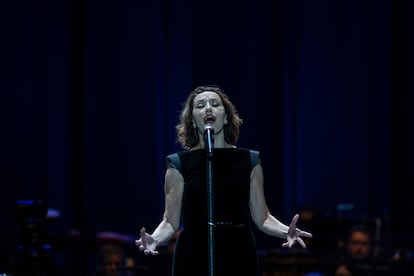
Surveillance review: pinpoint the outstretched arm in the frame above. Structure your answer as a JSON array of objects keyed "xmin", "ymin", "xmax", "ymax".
[
  {"xmin": 249, "ymin": 164, "xmax": 312, "ymax": 247},
  {"xmin": 136, "ymin": 167, "xmax": 184, "ymax": 255}
]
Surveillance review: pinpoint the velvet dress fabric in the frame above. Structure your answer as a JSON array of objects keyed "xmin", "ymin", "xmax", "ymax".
[{"xmin": 167, "ymin": 148, "xmax": 260, "ymax": 276}]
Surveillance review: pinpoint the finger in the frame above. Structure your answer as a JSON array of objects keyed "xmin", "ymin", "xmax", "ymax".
[
  {"xmin": 135, "ymin": 239, "xmax": 142, "ymax": 246},
  {"xmin": 287, "ymin": 214, "xmax": 299, "ymax": 236},
  {"xmin": 290, "ymin": 214, "xmax": 299, "ymax": 228},
  {"xmin": 299, "ymin": 230, "xmax": 313, "ymax": 238},
  {"xmin": 144, "ymin": 249, "xmax": 159, "ymax": 255},
  {"xmin": 282, "ymin": 239, "xmax": 294, "ymax": 248},
  {"xmin": 297, "ymin": 237, "xmax": 306, "ymax": 248},
  {"xmin": 288, "ymin": 227, "xmax": 295, "ymax": 236},
  {"xmin": 139, "ymin": 245, "xmax": 145, "ymax": 251},
  {"xmin": 140, "ymin": 228, "xmax": 147, "ymax": 248}
]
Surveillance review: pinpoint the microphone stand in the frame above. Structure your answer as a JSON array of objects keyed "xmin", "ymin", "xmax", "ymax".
[{"xmin": 204, "ymin": 125, "xmax": 215, "ymax": 276}]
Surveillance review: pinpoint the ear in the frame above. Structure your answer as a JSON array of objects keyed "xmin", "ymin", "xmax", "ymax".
[{"xmin": 224, "ymin": 114, "xmax": 228, "ymax": 124}]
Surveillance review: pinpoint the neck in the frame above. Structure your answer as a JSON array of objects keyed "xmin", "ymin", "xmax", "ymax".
[{"xmin": 194, "ymin": 131, "xmax": 231, "ymax": 149}]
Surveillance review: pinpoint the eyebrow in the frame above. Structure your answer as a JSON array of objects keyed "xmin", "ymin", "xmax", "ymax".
[{"xmin": 195, "ymin": 98, "xmax": 221, "ymax": 103}]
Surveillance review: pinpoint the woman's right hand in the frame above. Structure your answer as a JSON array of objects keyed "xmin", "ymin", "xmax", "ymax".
[{"xmin": 135, "ymin": 227, "xmax": 159, "ymax": 255}]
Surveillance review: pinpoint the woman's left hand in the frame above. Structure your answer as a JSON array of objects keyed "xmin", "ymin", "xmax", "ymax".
[{"xmin": 282, "ymin": 214, "xmax": 313, "ymax": 248}]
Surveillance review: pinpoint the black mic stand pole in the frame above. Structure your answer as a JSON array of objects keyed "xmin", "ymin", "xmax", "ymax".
[{"xmin": 204, "ymin": 125, "xmax": 215, "ymax": 276}]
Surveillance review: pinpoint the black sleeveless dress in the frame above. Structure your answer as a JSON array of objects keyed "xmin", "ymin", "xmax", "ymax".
[{"xmin": 166, "ymin": 148, "xmax": 260, "ymax": 276}]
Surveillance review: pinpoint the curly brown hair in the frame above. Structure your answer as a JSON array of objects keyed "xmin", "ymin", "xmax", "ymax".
[{"xmin": 176, "ymin": 85, "xmax": 243, "ymax": 149}]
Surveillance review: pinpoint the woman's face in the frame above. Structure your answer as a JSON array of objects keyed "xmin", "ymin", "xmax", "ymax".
[{"xmin": 192, "ymin": 91, "xmax": 227, "ymax": 135}]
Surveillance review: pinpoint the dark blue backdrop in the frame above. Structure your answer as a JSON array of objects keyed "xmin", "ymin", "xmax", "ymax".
[{"xmin": 1, "ymin": 0, "xmax": 413, "ymax": 272}]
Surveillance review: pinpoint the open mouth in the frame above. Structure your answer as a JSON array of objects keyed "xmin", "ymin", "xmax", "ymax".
[{"xmin": 204, "ymin": 114, "xmax": 216, "ymax": 125}]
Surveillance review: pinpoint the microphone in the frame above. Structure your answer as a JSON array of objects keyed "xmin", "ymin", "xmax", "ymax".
[{"xmin": 204, "ymin": 124, "xmax": 214, "ymax": 157}]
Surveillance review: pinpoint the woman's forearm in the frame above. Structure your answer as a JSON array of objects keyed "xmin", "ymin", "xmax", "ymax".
[
  {"xmin": 258, "ymin": 213, "xmax": 289, "ymax": 239},
  {"xmin": 151, "ymin": 219, "xmax": 177, "ymax": 245}
]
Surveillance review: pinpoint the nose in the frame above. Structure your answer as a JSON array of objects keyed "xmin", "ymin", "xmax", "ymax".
[{"xmin": 205, "ymin": 102, "xmax": 212, "ymax": 111}]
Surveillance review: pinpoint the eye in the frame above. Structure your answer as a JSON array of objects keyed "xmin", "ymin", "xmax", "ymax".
[
  {"xmin": 196, "ymin": 102, "xmax": 205, "ymax": 108},
  {"xmin": 211, "ymin": 100, "xmax": 221, "ymax": 107}
]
